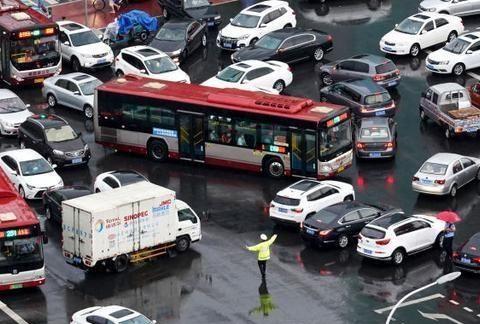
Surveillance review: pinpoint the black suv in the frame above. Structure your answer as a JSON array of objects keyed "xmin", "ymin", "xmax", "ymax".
[{"xmin": 18, "ymin": 114, "xmax": 91, "ymax": 167}]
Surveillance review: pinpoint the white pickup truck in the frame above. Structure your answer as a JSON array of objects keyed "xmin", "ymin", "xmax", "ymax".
[
  {"xmin": 419, "ymin": 82, "xmax": 480, "ymax": 139},
  {"xmin": 62, "ymin": 182, "xmax": 201, "ymax": 272}
]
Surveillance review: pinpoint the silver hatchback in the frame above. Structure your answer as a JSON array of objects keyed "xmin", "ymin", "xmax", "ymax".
[
  {"xmin": 42, "ymin": 73, "xmax": 103, "ymax": 119},
  {"xmin": 412, "ymin": 153, "xmax": 480, "ymax": 197}
]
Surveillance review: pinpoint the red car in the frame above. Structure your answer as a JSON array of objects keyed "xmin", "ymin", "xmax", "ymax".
[{"xmin": 470, "ymin": 82, "xmax": 480, "ymax": 108}]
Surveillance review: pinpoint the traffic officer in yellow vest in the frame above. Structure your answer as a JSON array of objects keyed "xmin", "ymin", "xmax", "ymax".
[{"xmin": 246, "ymin": 233, "xmax": 278, "ymax": 278}]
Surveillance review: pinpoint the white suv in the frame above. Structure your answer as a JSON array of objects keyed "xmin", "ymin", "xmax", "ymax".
[
  {"xmin": 269, "ymin": 179, "xmax": 355, "ymax": 225},
  {"xmin": 217, "ymin": 0, "xmax": 296, "ymax": 50},
  {"xmin": 114, "ymin": 46, "xmax": 191, "ymax": 83},
  {"xmin": 357, "ymin": 213, "xmax": 445, "ymax": 265},
  {"xmin": 57, "ymin": 21, "xmax": 114, "ymax": 72}
]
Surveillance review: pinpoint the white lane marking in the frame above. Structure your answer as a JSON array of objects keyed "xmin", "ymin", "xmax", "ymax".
[
  {"xmin": 374, "ymin": 293, "xmax": 445, "ymax": 314},
  {"xmin": 418, "ymin": 311, "xmax": 464, "ymax": 324},
  {"xmin": 463, "ymin": 307, "xmax": 473, "ymax": 313},
  {"xmin": 0, "ymin": 301, "xmax": 29, "ymax": 324},
  {"xmin": 467, "ymin": 72, "xmax": 480, "ymax": 80},
  {"xmin": 449, "ymin": 300, "xmax": 460, "ymax": 305}
]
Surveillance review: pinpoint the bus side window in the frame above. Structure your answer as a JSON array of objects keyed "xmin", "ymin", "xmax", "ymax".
[
  {"xmin": 150, "ymin": 106, "xmax": 175, "ymax": 128},
  {"xmin": 121, "ymin": 103, "xmax": 148, "ymax": 130},
  {"xmin": 235, "ymin": 120, "xmax": 257, "ymax": 148},
  {"xmin": 208, "ymin": 115, "xmax": 232, "ymax": 144},
  {"xmin": 260, "ymin": 124, "xmax": 287, "ymax": 146}
]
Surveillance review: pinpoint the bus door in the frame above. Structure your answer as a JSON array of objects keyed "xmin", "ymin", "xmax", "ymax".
[
  {"xmin": 178, "ymin": 111, "xmax": 205, "ymax": 161},
  {"xmin": 290, "ymin": 130, "xmax": 317, "ymax": 177}
]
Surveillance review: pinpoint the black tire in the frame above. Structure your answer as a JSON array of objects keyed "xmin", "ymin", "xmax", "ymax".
[
  {"xmin": 447, "ymin": 31, "xmax": 457, "ymax": 43},
  {"xmin": 201, "ymin": 34, "xmax": 207, "ymax": 47},
  {"xmin": 283, "ymin": 23, "xmax": 292, "ymax": 28},
  {"xmin": 148, "ymin": 140, "xmax": 168, "ymax": 162},
  {"xmin": 409, "ymin": 43, "xmax": 420, "ymax": 57},
  {"xmin": 19, "ymin": 186, "xmax": 25, "ymax": 199},
  {"xmin": 176, "ymin": 236, "xmax": 190, "ymax": 252},
  {"xmin": 45, "ymin": 206, "xmax": 52, "ymax": 220},
  {"xmin": 182, "ymin": 49, "xmax": 188, "ymax": 62},
  {"xmin": 95, "ymin": 188, "xmax": 100, "ymax": 193},
  {"xmin": 47, "ymin": 94, "xmax": 57, "ymax": 108},
  {"xmin": 116, "ymin": 70, "xmax": 124, "ymax": 78},
  {"xmin": 450, "ymin": 184, "xmax": 457, "ymax": 198},
  {"xmin": 321, "ymin": 73, "xmax": 333, "ymax": 86},
  {"xmin": 273, "ymin": 80, "xmax": 285, "ymax": 93},
  {"xmin": 419, "ymin": 109, "xmax": 427, "ymax": 121},
  {"xmin": 139, "ymin": 31, "xmax": 148, "ymax": 42},
  {"xmin": 264, "ymin": 157, "xmax": 284, "ymax": 178},
  {"xmin": 111, "ymin": 255, "xmax": 128, "ymax": 273},
  {"xmin": 250, "ymin": 38, "xmax": 258, "ymax": 46},
  {"xmin": 84, "ymin": 105, "xmax": 93, "ymax": 119},
  {"xmin": 71, "ymin": 57, "xmax": 81, "ymax": 72},
  {"xmin": 452, "ymin": 63, "xmax": 465, "ymax": 76},
  {"xmin": 435, "ymin": 232, "xmax": 444, "ymax": 249},
  {"xmin": 343, "ymin": 195, "xmax": 353, "ymax": 201},
  {"xmin": 391, "ymin": 248, "xmax": 405, "ymax": 265},
  {"xmin": 313, "ymin": 47, "xmax": 325, "ymax": 62},
  {"xmin": 337, "ymin": 234, "xmax": 349, "ymax": 249}
]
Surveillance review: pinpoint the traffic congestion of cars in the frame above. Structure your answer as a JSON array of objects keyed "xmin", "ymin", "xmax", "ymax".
[{"xmin": 1, "ymin": 0, "xmax": 480, "ymax": 323}]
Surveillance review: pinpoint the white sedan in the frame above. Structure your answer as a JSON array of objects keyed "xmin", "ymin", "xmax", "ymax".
[
  {"xmin": 0, "ymin": 149, "xmax": 63, "ymax": 199},
  {"xmin": 380, "ymin": 12, "xmax": 464, "ymax": 57},
  {"xmin": 71, "ymin": 305, "xmax": 156, "ymax": 324},
  {"xmin": 201, "ymin": 60, "xmax": 293, "ymax": 94},
  {"xmin": 94, "ymin": 170, "xmax": 148, "ymax": 192},
  {"xmin": 426, "ymin": 31, "xmax": 480, "ymax": 75}
]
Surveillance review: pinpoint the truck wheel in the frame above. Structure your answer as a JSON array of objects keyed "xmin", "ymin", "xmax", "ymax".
[
  {"xmin": 176, "ymin": 236, "xmax": 190, "ymax": 252},
  {"xmin": 111, "ymin": 255, "xmax": 128, "ymax": 273},
  {"xmin": 419, "ymin": 109, "xmax": 427, "ymax": 121}
]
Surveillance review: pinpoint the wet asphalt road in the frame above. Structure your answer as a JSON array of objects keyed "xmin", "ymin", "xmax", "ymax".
[{"xmin": 1, "ymin": 0, "xmax": 480, "ymax": 323}]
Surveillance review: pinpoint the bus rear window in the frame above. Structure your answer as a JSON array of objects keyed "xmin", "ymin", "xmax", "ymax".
[
  {"xmin": 273, "ymin": 195, "xmax": 300, "ymax": 206},
  {"xmin": 361, "ymin": 227, "xmax": 385, "ymax": 239}
]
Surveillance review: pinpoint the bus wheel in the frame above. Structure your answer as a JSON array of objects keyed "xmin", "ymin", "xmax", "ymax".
[
  {"xmin": 148, "ymin": 139, "xmax": 168, "ymax": 162},
  {"xmin": 110, "ymin": 255, "xmax": 128, "ymax": 273},
  {"xmin": 265, "ymin": 157, "xmax": 284, "ymax": 178}
]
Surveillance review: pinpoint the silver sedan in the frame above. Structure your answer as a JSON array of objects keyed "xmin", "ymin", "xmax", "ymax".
[
  {"xmin": 412, "ymin": 153, "xmax": 480, "ymax": 197},
  {"xmin": 42, "ymin": 73, "xmax": 102, "ymax": 119}
]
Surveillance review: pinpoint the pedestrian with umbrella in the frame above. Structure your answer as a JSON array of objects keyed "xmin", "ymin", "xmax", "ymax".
[
  {"xmin": 435, "ymin": 211, "xmax": 461, "ymax": 259},
  {"xmin": 246, "ymin": 233, "xmax": 278, "ymax": 278}
]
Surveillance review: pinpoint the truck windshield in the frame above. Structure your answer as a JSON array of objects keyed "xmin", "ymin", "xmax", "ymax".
[
  {"xmin": 10, "ymin": 35, "xmax": 60, "ymax": 71},
  {"xmin": 0, "ymin": 237, "xmax": 44, "ymax": 269},
  {"xmin": 319, "ymin": 120, "xmax": 352, "ymax": 162}
]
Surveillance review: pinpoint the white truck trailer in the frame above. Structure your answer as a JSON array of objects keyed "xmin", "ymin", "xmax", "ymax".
[{"xmin": 62, "ymin": 182, "xmax": 201, "ymax": 272}]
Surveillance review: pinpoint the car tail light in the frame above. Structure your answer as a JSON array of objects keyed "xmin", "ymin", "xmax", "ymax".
[
  {"xmin": 373, "ymin": 74, "xmax": 386, "ymax": 81},
  {"xmin": 287, "ymin": 65, "xmax": 292, "ymax": 72},
  {"xmin": 327, "ymin": 35, "xmax": 332, "ymax": 42},
  {"xmin": 434, "ymin": 179, "xmax": 445, "ymax": 185},
  {"xmin": 387, "ymin": 101, "xmax": 396, "ymax": 109},
  {"xmin": 384, "ymin": 142, "xmax": 394, "ymax": 148},
  {"xmin": 473, "ymin": 257, "xmax": 480, "ymax": 264},
  {"xmin": 394, "ymin": 69, "xmax": 400, "ymax": 76},
  {"xmin": 360, "ymin": 106, "xmax": 369, "ymax": 113},
  {"xmin": 412, "ymin": 176, "xmax": 419, "ymax": 182},
  {"xmin": 291, "ymin": 207, "xmax": 304, "ymax": 213},
  {"xmin": 453, "ymin": 251, "xmax": 459, "ymax": 258},
  {"xmin": 356, "ymin": 142, "xmax": 365, "ymax": 149},
  {"xmin": 376, "ymin": 239, "xmax": 390, "ymax": 245},
  {"xmin": 318, "ymin": 229, "xmax": 332, "ymax": 237},
  {"xmin": 300, "ymin": 222, "xmax": 304, "ymax": 229}
]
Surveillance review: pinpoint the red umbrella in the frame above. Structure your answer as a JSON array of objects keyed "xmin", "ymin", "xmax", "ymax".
[{"xmin": 436, "ymin": 211, "xmax": 461, "ymax": 223}]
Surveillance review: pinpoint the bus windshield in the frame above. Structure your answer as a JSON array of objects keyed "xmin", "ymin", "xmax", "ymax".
[
  {"xmin": 10, "ymin": 35, "xmax": 60, "ymax": 71},
  {"xmin": 0, "ymin": 237, "xmax": 44, "ymax": 270},
  {"xmin": 319, "ymin": 121, "xmax": 352, "ymax": 161}
]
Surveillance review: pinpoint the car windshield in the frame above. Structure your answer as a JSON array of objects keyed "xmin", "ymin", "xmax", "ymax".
[
  {"xmin": 231, "ymin": 14, "xmax": 260, "ymax": 28},
  {"xmin": 443, "ymin": 38, "xmax": 471, "ymax": 54},
  {"xmin": 365, "ymin": 92, "xmax": 391, "ymax": 105},
  {"xmin": 184, "ymin": 0, "xmax": 210, "ymax": 9},
  {"xmin": 155, "ymin": 27, "xmax": 185, "ymax": 41},
  {"xmin": 395, "ymin": 18, "xmax": 424, "ymax": 35},
  {"xmin": 79, "ymin": 79, "xmax": 102, "ymax": 96},
  {"xmin": 360, "ymin": 127, "xmax": 390, "ymax": 140},
  {"xmin": 216, "ymin": 67, "xmax": 245, "ymax": 83},
  {"xmin": 69, "ymin": 31, "xmax": 101, "ymax": 47},
  {"xmin": 119, "ymin": 315, "xmax": 152, "ymax": 324},
  {"xmin": 20, "ymin": 159, "xmax": 53, "ymax": 176},
  {"xmin": 319, "ymin": 120, "xmax": 353, "ymax": 161},
  {"xmin": 45, "ymin": 125, "xmax": 78, "ymax": 143},
  {"xmin": 0, "ymin": 97, "xmax": 27, "ymax": 114},
  {"xmin": 0, "ymin": 237, "xmax": 43, "ymax": 269},
  {"xmin": 420, "ymin": 162, "xmax": 448, "ymax": 175},
  {"xmin": 255, "ymin": 35, "xmax": 283, "ymax": 50},
  {"xmin": 144, "ymin": 56, "xmax": 178, "ymax": 74}
]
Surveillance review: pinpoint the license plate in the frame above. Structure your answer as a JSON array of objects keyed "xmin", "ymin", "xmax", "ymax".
[
  {"xmin": 223, "ymin": 43, "xmax": 232, "ymax": 48},
  {"xmin": 98, "ymin": 58, "xmax": 107, "ymax": 63},
  {"xmin": 72, "ymin": 158, "xmax": 82, "ymax": 164},
  {"xmin": 461, "ymin": 257, "xmax": 471, "ymax": 264},
  {"xmin": 306, "ymin": 229, "xmax": 315, "ymax": 235},
  {"xmin": 207, "ymin": 21, "xmax": 214, "ymax": 26},
  {"xmin": 376, "ymin": 110, "xmax": 386, "ymax": 116},
  {"xmin": 387, "ymin": 81, "xmax": 397, "ymax": 87},
  {"xmin": 421, "ymin": 179, "xmax": 433, "ymax": 185},
  {"xmin": 34, "ymin": 78, "xmax": 44, "ymax": 84},
  {"xmin": 383, "ymin": 46, "xmax": 393, "ymax": 51},
  {"xmin": 10, "ymin": 283, "xmax": 23, "ymax": 289},
  {"xmin": 369, "ymin": 152, "xmax": 381, "ymax": 158},
  {"xmin": 426, "ymin": 63, "xmax": 434, "ymax": 69},
  {"xmin": 278, "ymin": 208, "xmax": 288, "ymax": 213},
  {"xmin": 363, "ymin": 249, "xmax": 372, "ymax": 255}
]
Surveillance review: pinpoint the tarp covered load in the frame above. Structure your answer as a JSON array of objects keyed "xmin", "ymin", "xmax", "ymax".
[{"xmin": 117, "ymin": 10, "xmax": 158, "ymax": 35}]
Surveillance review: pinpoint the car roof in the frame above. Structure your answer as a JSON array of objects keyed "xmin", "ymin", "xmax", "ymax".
[
  {"xmin": 459, "ymin": 32, "xmax": 480, "ymax": 42},
  {"xmin": 57, "ymin": 20, "xmax": 88, "ymax": 32},
  {"xmin": 409, "ymin": 13, "xmax": 432, "ymax": 21},
  {"xmin": 89, "ymin": 306, "xmax": 139, "ymax": 320},
  {"xmin": 266, "ymin": 27, "xmax": 316, "ymax": 40},
  {"xmin": 123, "ymin": 46, "xmax": 166, "ymax": 59},
  {"xmin": 278, "ymin": 180, "xmax": 326, "ymax": 198},
  {"xmin": 368, "ymin": 212, "xmax": 409, "ymax": 229},
  {"xmin": 0, "ymin": 89, "xmax": 19, "ymax": 99},
  {"xmin": 322, "ymin": 201, "xmax": 369, "ymax": 215},
  {"xmin": 0, "ymin": 149, "xmax": 42, "ymax": 161},
  {"xmin": 360, "ymin": 117, "xmax": 390, "ymax": 128},
  {"xmin": 58, "ymin": 72, "xmax": 97, "ymax": 83},
  {"xmin": 27, "ymin": 114, "xmax": 67, "ymax": 129},
  {"xmin": 54, "ymin": 186, "xmax": 92, "ymax": 199},
  {"xmin": 245, "ymin": 1, "xmax": 286, "ymax": 14},
  {"xmin": 108, "ymin": 170, "xmax": 146, "ymax": 184},
  {"xmin": 348, "ymin": 54, "xmax": 392, "ymax": 66},
  {"xmin": 426, "ymin": 152, "xmax": 464, "ymax": 165},
  {"xmin": 231, "ymin": 60, "xmax": 269, "ymax": 71},
  {"xmin": 163, "ymin": 19, "xmax": 195, "ymax": 28},
  {"xmin": 429, "ymin": 82, "xmax": 465, "ymax": 93},
  {"xmin": 343, "ymin": 78, "xmax": 387, "ymax": 94}
]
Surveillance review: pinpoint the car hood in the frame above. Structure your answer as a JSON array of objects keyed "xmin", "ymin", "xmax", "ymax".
[
  {"xmin": 420, "ymin": 0, "xmax": 445, "ymax": 9},
  {"xmin": 49, "ymin": 136, "xmax": 85, "ymax": 152},
  {"xmin": 220, "ymin": 23, "xmax": 252, "ymax": 38},
  {"xmin": 75, "ymin": 42, "xmax": 112, "ymax": 56},
  {"xmin": 24, "ymin": 171, "xmax": 62, "ymax": 188},
  {"xmin": 185, "ymin": 5, "xmax": 219, "ymax": 20},
  {"xmin": 382, "ymin": 30, "xmax": 414, "ymax": 43},
  {"xmin": 234, "ymin": 46, "xmax": 273, "ymax": 61},
  {"xmin": 149, "ymin": 39, "xmax": 185, "ymax": 54},
  {"xmin": 427, "ymin": 48, "xmax": 454, "ymax": 61},
  {"xmin": 0, "ymin": 109, "xmax": 32, "ymax": 124}
]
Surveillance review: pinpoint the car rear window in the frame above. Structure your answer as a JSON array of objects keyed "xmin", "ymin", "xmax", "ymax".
[
  {"xmin": 290, "ymin": 180, "xmax": 320, "ymax": 192},
  {"xmin": 311, "ymin": 209, "xmax": 339, "ymax": 224},
  {"xmin": 360, "ymin": 127, "xmax": 389, "ymax": 140},
  {"xmin": 375, "ymin": 61, "xmax": 396, "ymax": 74},
  {"xmin": 364, "ymin": 92, "xmax": 391, "ymax": 105},
  {"xmin": 361, "ymin": 227, "xmax": 385, "ymax": 239},
  {"xmin": 420, "ymin": 162, "xmax": 448, "ymax": 175},
  {"xmin": 273, "ymin": 195, "xmax": 300, "ymax": 206}
]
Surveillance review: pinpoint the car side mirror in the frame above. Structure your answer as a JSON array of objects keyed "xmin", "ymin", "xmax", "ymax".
[
  {"xmin": 63, "ymin": 41, "xmax": 70, "ymax": 46},
  {"xmin": 52, "ymin": 164, "xmax": 57, "ymax": 169},
  {"xmin": 25, "ymin": 104, "xmax": 31, "ymax": 108},
  {"xmin": 421, "ymin": 29, "xmax": 427, "ymax": 35},
  {"xmin": 43, "ymin": 232, "xmax": 49, "ymax": 244},
  {"xmin": 394, "ymin": 23, "xmax": 398, "ymax": 28},
  {"xmin": 229, "ymin": 18, "xmax": 233, "ymax": 22},
  {"xmin": 241, "ymin": 79, "xmax": 250, "ymax": 84},
  {"xmin": 466, "ymin": 50, "xmax": 473, "ymax": 54},
  {"xmin": 260, "ymin": 23, "xmax": 267, "ymax": 28},
  {"xmin": 277, "ymin": 48, "xmax": 285, "ymax": 53},
  {"xmin": 73, "ymin": 91, "xmax": 80, "ymax": 95},
  {"xmin": 152, "ymin": 321, "xmax": 157, "ymax": 324},
  {"xmin": 140, "ymin": 69, "xmax": 147, "ymax": 74},
  {"xmin": 11, "ymin": 170, "xmax": 17, "ymax": 176}
]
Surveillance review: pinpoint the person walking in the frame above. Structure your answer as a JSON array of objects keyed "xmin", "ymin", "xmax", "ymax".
[
  {"xmin": 443, "ymin": 221, "xmax": 456, "ymax": 259},
  {"xmin": 246, "ymin": 234, "xmax": 277, "ymax": 278}
]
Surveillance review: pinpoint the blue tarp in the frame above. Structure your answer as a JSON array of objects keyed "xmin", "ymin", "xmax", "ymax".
[{"xmin": 118, "ymin": 10, "xmax": 158, "ymax": 35}]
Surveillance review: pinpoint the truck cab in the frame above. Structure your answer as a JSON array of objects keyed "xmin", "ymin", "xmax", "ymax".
[{"xmin": 176, "ymin": 199, "xmax": 201, "ymax": 252}]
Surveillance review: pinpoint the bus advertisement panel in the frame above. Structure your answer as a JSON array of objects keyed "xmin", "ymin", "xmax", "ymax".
[{"xmin": 94, "ymin": 76, "xmax": 353, "ymax": 179}]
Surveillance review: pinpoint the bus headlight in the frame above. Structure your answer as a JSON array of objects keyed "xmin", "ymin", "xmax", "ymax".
[{"xmin": 319, "ymin": 164, "xmax": 333, "ymax": 173}]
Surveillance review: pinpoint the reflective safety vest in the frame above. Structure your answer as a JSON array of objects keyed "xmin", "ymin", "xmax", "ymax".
[{"xmin": 247, "ymin": 234, "xmax": 278, "ymax": 261}]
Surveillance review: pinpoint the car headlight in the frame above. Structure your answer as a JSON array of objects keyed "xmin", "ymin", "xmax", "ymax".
[
  {"xmin": 83, "ymin": 53, "xmax": 93, "ymax": 58},
  {"xmin": 26, "ymin": 183, "xmax": 36, "ymax": 190},
  {"xmin": 52, "ymin": 149, "xmax": 64, "ymax": 157},
  {"xmin": 3, "ymin": 121, "xmax": 14, "ymax": 127},
  {"xmin": 84, "ymin": 144, "xmax": 89, "ymax": 151},
  {"xmin": 214, "ymin": 15, "xmax": 221, "ymax": 20},
  {"xmin": 170, "ymin": 49, "xmax": 182, "ymax": 56},
  {"xmin": 319, "ymin": 164, "xmax": 333, "ymax": 173},
  {"xmin": 428, "ymin": 7, "xmax": 436, "ymax": 12},
  {"xmin": 437, "ymin": 60, "xmax": 449, "ymax": 65},
  {"xmin": 238, "ymin": 34, "xmax": 250, "ymax": 40}
]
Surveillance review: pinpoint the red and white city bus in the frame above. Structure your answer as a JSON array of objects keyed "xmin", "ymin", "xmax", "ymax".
[
  {"xmin": 94, "ymin": 76, "xmax": 353, "ymax": 179},
  {"xmin": 0, "ymin": 167, "xmax": 46, "ymax": 291},
  {"xmin": 0, "ymin": 0, "xmax": 61, "ymax": 85}
]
